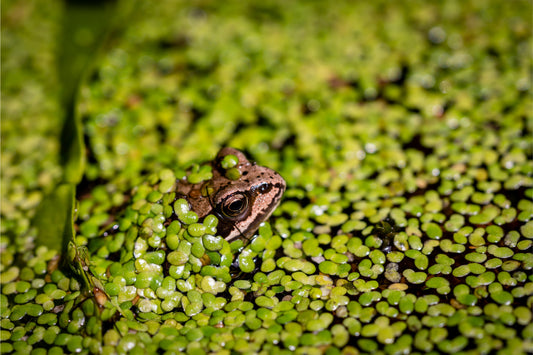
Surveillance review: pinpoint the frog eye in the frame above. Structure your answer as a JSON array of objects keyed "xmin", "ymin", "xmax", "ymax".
[{"xmin": 221, "ymin": 193, "xmax": 249, "ymax": 218}]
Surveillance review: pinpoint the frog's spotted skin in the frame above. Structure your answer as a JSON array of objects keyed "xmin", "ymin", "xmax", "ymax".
[{"xmin": 175, "ymin": 148, "xmax": 286, "ymax": 241}]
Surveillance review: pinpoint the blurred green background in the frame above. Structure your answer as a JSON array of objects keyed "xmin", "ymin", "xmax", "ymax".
[{"xmin": 1, "ymin": 0, "xmax": 532, "ymax": 354}]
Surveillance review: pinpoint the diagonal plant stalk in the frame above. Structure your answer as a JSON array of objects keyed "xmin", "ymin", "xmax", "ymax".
[{"xmin": 33, "ymin": 0, "xmax": 121, "ymax": 255}]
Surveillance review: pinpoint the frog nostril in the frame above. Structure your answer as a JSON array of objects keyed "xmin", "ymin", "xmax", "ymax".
[{"xmin": 257, "ymin": 183, "xmax": 272, "ymax": 194}]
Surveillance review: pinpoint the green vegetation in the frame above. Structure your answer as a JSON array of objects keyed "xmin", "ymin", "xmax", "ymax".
[{"xmin": 1, "ymin": 0, "xmax": 532, "ymax": 354}]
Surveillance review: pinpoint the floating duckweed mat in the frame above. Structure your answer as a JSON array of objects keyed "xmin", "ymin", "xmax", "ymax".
[{"xmin": 2, "ymin": 0, "xmax": 533, "ymax": 354}]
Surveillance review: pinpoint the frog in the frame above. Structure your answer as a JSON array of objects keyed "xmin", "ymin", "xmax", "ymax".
[{"xmin": 175, "ymin": 147, "xmax": 286, "ymax": 242}]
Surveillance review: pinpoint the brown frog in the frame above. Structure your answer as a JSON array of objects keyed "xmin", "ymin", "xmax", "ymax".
[{"xmin": 175, "ymin": 148, "xmax": 286, "ymax": 242}]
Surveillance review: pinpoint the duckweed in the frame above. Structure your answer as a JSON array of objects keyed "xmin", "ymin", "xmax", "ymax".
[{"xmin": 3, "ymin": 0, "xmax": 532, "ymax": 354}]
